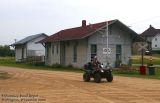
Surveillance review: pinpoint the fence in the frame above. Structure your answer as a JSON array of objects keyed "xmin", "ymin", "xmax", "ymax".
[{"xmin": 25, "ymin": 56, "xmax": 45, "ymax": 65}]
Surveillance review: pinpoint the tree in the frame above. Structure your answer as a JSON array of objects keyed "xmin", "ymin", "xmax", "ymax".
[{"xmin": 0, "ymin": 45, "xmax": 15, "ymax": 57}]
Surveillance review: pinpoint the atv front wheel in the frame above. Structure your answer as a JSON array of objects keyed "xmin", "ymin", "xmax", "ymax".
[
  {"xmin": 94, "ymin": 73, "xmax": 101, "ymax": 83},
  {"xmin": 106, "ymin": 74, "xmax": 113, "ymax": 82},
  {"xmin": 83, "ymin": 73, "xmax": 90, "ymax": 82}
]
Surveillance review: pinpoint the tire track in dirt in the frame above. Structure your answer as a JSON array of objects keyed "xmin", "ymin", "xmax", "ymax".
[
  {"xmin": 30, "ymin": 71, "xmax": 160, "ymax": 103},
  {"xmin": 0, "ymin": 66, "xmax": 160, "ymax": 103}
]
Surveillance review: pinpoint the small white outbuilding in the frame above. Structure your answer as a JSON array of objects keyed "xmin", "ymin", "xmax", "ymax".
[{"xmin": 11, "ymin": 33, "xmax": 48, "ymax": 62}]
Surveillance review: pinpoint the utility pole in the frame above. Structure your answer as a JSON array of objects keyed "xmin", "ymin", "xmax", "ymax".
[
  {"xmin": 106, "ymin": 21, "xmax": 108, "ymax": 53},
  {"xmin": 141, "ymin": 42, "xmax": 144, "ymax": 66},
  {"xmin": 101, "ymin": 21, "xmax": 111, "ymax": 66},
  {"xmin": 106, "ymin": 21, "xmax": 109, "ymax": 65}
]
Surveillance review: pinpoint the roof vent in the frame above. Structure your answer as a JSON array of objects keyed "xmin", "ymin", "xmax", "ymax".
[
  {"xmin": 150, "ymin": 25, "xmax": 152, "ymax": 28},
  {"xmin": 82, "ymin": 20, "xmax": 86, "ymax": 28}
]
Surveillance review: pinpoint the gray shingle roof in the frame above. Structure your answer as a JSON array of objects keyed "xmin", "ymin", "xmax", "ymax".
[
  {"xmin": 140, "ymin": 25, "xmax": 160, "ymax": 37},
  {"xmin": 11, "ymin": 33, "xmax": 47, "ymax": 46}
]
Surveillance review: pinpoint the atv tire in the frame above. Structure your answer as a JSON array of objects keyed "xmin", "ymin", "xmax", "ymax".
[
  {"xmin": 83, "ymin": 73, "xmax": 90, "ymax": 82},
  {"xmin": 94, "ymin": 73, "xmax": 101, "ymax": 83},
  {"xmin": 106, "ymin": 74, "xmax": 113, "ymax": 82}
]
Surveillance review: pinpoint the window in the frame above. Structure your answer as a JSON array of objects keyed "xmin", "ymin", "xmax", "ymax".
[
  {"xmin": 155, "ymin": 44, "xmax": 157, "ymax": 47},
  {"xmin": 52, "ymin": 44, "xmax": 54, "ymax": 54},
  {"xmin": 155, "ymin": 38, "xmax": 157, "ymax": 41},
  {"xmin": 73, "ymin": 44, "xmax": 77, "ymax": 62},
  {"xmin": 91, "ymin": 44, "xmax": 97, "ymax": 59},
  {"xmin": 116, "ymin": 45, "xmax": 122, "ymax": 54},
  {"xmin": 109, "ymin": 25, "xmax": 112, "ymax": 35},
  {"xmin": 116, "ymin": 45, "xmax": 122, "ymax": 67},
  {"xmin": 56, "ymin": 44, "xmax": 59, "ymax": 54}
]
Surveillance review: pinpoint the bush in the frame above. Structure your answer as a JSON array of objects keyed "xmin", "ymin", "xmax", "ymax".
[
  {"xmin": 66, "ymin": 64, "xmax": 73, "ymax": 68},
  {"xmin": 34, "ymin": 62, "xmax": 45, "ymax": 66},
  {"xmin": 51, "ymin": 63, "xmax": 63, "ymax": 68}
]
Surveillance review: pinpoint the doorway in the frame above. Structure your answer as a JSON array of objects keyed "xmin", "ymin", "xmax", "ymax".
[
  {"xmin": 115, "ymin": 45, "xmax": 122, "ymax": 67},
  {"xmin": 60, "ymin": 42, "xmax": 66, "ymax": 65}
]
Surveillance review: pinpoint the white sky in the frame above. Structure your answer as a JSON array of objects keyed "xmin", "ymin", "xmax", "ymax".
[{"xmin": 1, "ymin": 0, "xmax": 160, "ymax": 45}]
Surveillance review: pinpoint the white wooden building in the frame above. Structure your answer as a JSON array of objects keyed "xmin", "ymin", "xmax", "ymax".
[
  {"xmin": 11, "ymin": 33, "xmax": 48, "ymax": 62},
  {"xmin": 141, "ymin": 25, "xmax": 160, "ymax": 53}
]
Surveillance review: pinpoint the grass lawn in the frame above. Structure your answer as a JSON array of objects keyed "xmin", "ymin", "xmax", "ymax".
[
  {"xmin": 131, "ymin": 55, "xmax": 160, "ymax": 65},
  {"xmin": 0, "ymin": 57, "xmax": 82, "ymax": 73}
]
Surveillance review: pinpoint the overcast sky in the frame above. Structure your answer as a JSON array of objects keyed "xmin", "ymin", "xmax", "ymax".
[{"xmin": 1, "ymin": 0, "xmax": 160, "ymax": 45}]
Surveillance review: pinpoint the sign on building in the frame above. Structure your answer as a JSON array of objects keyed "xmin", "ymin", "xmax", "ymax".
[{"xmin": 103, "ymin": 48, "xmax": 111, "ymax": 54}]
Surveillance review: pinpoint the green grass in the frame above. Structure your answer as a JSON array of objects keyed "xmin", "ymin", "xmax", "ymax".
[
  {"xmin": 153, "ymin": 54, "xmax": 160, "ymax": 58},
  {"xmin": 132, "ymin": 59, "xmax": 160, "ymax": 65},
  {"xmin": 132, "ymin": 55, "xmax": 160, "ymax": 65},
  {"xmin": 0, "ymin": 57, "xmax": 82, "ymax": 73}
]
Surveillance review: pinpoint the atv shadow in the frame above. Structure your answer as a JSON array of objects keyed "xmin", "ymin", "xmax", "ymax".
[{"xmin": 82, "ymin": 79, "xmax": 113, "ymax": 84}]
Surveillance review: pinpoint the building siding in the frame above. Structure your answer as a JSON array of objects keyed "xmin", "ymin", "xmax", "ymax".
[
  {"xmin": 15, "ymin": 46, "xmax": 22, "ymax": 61},
  {"xmin": 15, "ymin": 45, "xmax": 27, "ymax": 62},
  {"xmin": 51, "ymin": 42, "xmax": 60, "ymax": 65},
  {"xmin": 70, "ymin": 39, "xmax": 88, "ymax": 67},
  {"xmin": 87, "ymin": 24, "xmax": 132, "ymax": 67},
  {"xmin": 49, "ymin": 39, "xmax": 88, "ymax": 68},
  {"xmin": 152, "ymin": 34, "xmax": 160, "ymax": 51},
  {"xmin": 27, "ymin": 35, "xmax": 46, "ymax": 56}
]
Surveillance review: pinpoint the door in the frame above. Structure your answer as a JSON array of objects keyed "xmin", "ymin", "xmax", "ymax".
[
  {"xmin": 22, "ymin": 47, "xmax": 24, "ymax": 60},
  {"xmin": 115, "ymin": 45, "xmax": 122, "ymax": 67},
  {"xmin": 45, "ymin": 43, "xmax": 51, "ymax": 64}
]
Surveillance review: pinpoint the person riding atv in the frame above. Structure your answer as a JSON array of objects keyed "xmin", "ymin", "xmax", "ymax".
[
  {"xmin": 83, "ymin": 56, "xmax": 113, "ymax": 83},
  {"xmin": 91, "ymin": 56, "xmax": 101, "ymax": 69}
]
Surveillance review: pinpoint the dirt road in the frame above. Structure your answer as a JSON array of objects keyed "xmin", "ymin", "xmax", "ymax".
[{"xmin": 0, "ymin": 66, "xmax": 160, "ymax": 103}]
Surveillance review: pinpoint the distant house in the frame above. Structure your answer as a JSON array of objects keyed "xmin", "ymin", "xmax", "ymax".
[
  {"xmin": 11, "ymin": 33, "xmax": 48, "ymax": 62},
  {"xmin": 140, "ymin": 25, "xmax": 160, "ymax": 52},
  {"xmin": 40, "ymin": 19, "xmax": 141, "ymax": 68}
]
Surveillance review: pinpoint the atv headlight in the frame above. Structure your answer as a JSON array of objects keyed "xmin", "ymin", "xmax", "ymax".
[{"xmin": 101, "ymin": 70, "xmax": 104, "ymax": 72}]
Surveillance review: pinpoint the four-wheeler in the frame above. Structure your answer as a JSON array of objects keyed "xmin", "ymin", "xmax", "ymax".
[{"xmin": 83, "ymin": 62, "xmax": 113, "ymax": 83}]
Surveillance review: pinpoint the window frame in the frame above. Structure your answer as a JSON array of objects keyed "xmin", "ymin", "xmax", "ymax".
[{"xmin": 91, "ymin": 44, "xmax": 97, "ymax": 59}]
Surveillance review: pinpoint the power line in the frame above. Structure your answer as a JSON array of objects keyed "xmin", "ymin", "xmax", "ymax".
[
  {"xmin": 129, "ymin": 16, "xmax": 160, "ymax": 25},
  {"xmin": 128, "ymin": 16, "xmax": 160, "ymax": 33}
]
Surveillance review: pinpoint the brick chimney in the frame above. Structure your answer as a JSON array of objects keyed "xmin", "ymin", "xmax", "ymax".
[
  {"xmin": 82, "ymin": 20, "xmax": 86, "ymax": 28},
  {"xmin": 150, "ymin": 25, "xmax": 152, "ymax": 28}
]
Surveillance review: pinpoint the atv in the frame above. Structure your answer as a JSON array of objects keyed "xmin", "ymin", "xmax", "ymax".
[{"xmin": 83, "ymin": 62, "xmax": 113, "ymax": 83}]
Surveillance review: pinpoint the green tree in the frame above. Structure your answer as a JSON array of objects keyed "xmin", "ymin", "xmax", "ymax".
[{"xmin": 0, "ymin": 45, "xmax": 14, "ymax": 57}]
